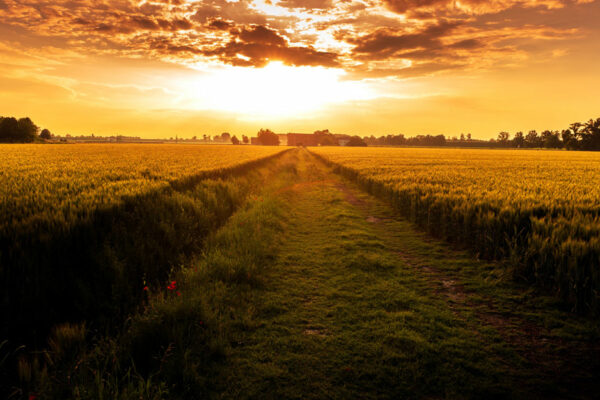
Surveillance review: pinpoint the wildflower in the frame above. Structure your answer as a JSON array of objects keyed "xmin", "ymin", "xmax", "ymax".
[
  {"xmin": 177, "ymin": 291, "xmax": 181, "ymax": 297},
  {"xmin": 143, "ymin": 286, "xmax": 148, "ymax": 291},
  {"xmin": 167, "ymin": 280, "xmax": 177, "ymax": 291}
]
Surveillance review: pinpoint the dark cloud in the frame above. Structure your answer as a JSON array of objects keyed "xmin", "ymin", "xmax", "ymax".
[
  {"xmin": 204, "ymin": 25, "xmax": 339, "ymax": 67},
  {"xmin": 383, "ymin": 0, "xmax": 446, "ymax": 13},
  {"xmin": 448, "ymin": 38, "xmax": 483, "ymax": 49},
  {"xmin": 350, "ymin": 20, "xmax": 461, "ymax": 59},
  {"xmin": 237, "ymin": 25, "xmax": 286, "ymax": 46},
  {"xmin": 208, "ymin": 19, "xmax": 233, "ymax": 30},
  {"xmin": 277, "ymin": 0, "xmax": 334, "ymax": 10}
]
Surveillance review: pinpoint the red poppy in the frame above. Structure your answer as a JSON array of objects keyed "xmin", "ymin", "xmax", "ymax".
[{"xmin": 143, "ymin": 286, "xmax": 148, "ymax": 291}]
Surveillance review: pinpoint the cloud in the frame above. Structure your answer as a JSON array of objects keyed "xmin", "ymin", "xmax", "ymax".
[
  {"xmin": 0, "ymin": 0, "xmax": 592, "ymax": 78},
  {"xmin": 276, "ymin": 0, "xmax": 335, "ymax": 10},
  {"xmin": 381, "ymin": 0, "xmax": 568, "ymax": 16},
  {"xmin": 350, "ymin": 20, "xmax": 462, "ymax": 59},
  {"xmin": 237, "ymin": 25, "xmax": 287, "ymax": 46},
  {"xmin": 204, "ymin": 25, "xmax": 339, "ymax": 67}
]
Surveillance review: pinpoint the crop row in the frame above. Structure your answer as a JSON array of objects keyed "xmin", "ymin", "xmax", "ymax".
[{"xmin": 311, "ymin": 147, "xmax": 600, "ymax": 314}]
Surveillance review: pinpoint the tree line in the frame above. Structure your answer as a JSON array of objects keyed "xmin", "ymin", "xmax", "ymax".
[
  {"xmin": 4, "ymin": 115, "xmax": 599, "ymax": 150},
  {"xmin": 363, "ymin": 117, "xmax": 600, "ymax": 150},
  {"xmin": 491, "ymin": 118, "xmax": 600, "ymax": 150},
  {"xmin": 0, "ymin": 116, "xmax": 51, "ymax": 143}
]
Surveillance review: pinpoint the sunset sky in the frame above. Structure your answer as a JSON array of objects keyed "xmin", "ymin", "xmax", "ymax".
[{"xmin": 1, "ymin": 0, "xmax": 599, "ymax": 138}]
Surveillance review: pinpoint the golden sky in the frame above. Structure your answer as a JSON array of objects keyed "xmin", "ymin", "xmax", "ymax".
[{"xmin": 0, "ymin": 0, "xmax": 599, "ymax": 138}]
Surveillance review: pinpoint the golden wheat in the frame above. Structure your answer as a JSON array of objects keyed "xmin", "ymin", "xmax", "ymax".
[
  {"xmin": 0, "ymin": 144, "xmax": 283, "ymax": 233},
  {"xmin": 312, "ymin": 146, "xmax": 600, "ymax": 312}
]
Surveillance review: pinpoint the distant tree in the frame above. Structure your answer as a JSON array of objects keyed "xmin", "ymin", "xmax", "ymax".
[
  {"xmin": 541, "ymin": 130, "xmax": 561, "ymax": 148},
  {"xmin": 0, "ymin": 116, "xmax": 38, "ymax": 143},
  {"xmin": 203, "ymin": 134, "xmax": 208, "ymax": 142},
  {"xmin": 242, "ymin": 135, "xmax": 249, "ymax": 144},
  {"xmin": 460, "ymin": 133, "xmax": 465, "ymax": 141},
  {"xmin": 0, "ymin": 117, "xmax": 19, "ymax": 142},
  {"xmin": 256, "ymin": 129, "xmax": 279, "ymax": 145},
  {"xmin": 221, "ymin": 132, "xmax": 231, "ymax": 142},
  {"xmin": 525, "ymin": 130, "xmax": 540, "ymax": 148},
  {"xmin": 231, "ymin": 135, "xmax": 240, "ymax": 145},
  {"xmin": 561, "ymin": 129, "xmax": 577, "ymax": 149},
  {"xmin": 570, "ymin": 122, "xmax": 583, "ymax": 136},
  {"xmin": 17, "ymin": 118, "xmax": 38, "ymax": 142},
  {"xmin": 40, "ymin": 128, "xmax": 52, "ymax": 140},
  {"xmin": 579, "ymin": 118, "xmax": 600, "ymax": 150},
  {"xmin": 346, "ymin": 136, "xmax": 367, "ymax": 147},
  {"xmin": 313, "ymin": 129, "xmax": 338, "ymax": 146},
  {"xmin": 497, "ymin": 131, "xmax": 510, "ymax": 146},
  {"xmin": 513, "ymin": 131, "xmax": 525, "ymax": 148},
  {"xmin": 467, "ymin": 133, "xmax": 472, "ymax": 141}
]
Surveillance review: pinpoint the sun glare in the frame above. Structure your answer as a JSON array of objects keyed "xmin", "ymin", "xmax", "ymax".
[{"xmin": 185, "ymin": 62, "xmax": 374, "ymax": 119}]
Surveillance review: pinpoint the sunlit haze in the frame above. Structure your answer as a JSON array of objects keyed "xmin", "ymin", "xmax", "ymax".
[
  {"xmin": 1, "ymin": 0, "xmax": 599, "ymax": 137},
  {"xmin": 184, "ymin": 62, "xmax": 375, "ymax": 118}
]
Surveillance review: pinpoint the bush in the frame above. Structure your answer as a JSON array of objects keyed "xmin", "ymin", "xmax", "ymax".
[{"xmin": 346, "ymin": 136, "xmax": 367, "ymax": 147}]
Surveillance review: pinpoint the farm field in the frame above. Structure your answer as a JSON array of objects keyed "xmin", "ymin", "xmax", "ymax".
[
  {"xmin": 0, "ymin": 144, "xmax": 284, "ymax": 235},
  {"xmin": 0, "ymin": 144, "xmax": 286, "ymax": 359},
  {"xmin": 1, "ymin": 145, "xmax": 599, "ymax": 399},
  {"xmin": 311, "ymin": 147, "xmax": 600, "ymax": 313}
]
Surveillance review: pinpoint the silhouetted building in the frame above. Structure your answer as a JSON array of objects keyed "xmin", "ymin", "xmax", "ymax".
[{"xmin": 287, "ymin": 133, "xmax": 319, "ymax": 146}]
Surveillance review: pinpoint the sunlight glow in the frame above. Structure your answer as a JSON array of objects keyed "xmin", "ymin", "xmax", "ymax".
[{"xmin": 185, "ymin": 62, "xmax": 374, "ymax": 119}]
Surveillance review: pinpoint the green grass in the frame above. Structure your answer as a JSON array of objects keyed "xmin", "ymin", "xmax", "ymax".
[{"xmin": 210, "ymin": 150, "xmax": 599, "ymax": 399}]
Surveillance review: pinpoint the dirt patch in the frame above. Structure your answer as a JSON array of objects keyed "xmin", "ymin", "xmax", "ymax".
[
  {"xmin": 366, "ymin": 216, "xmax": 380, "ymax": 223},
  {"xmin": 276, "ymin": 180, "xmax": 336, "ymax": 194},
  {"xmin": 303, "ymin": 327, "xmax": 329, "ymax": 337},
  {"xmin": 335, "ymin": 183, "xmax": 366, "ymax": 207}
]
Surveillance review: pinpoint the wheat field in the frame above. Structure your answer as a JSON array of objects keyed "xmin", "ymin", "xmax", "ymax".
[{"xmin": 312, "ymin": 147, "xmax": 600, "ymax": 312}]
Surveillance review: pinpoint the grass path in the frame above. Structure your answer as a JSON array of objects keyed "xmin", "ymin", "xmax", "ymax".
[{"xmin": 211, "ymin": 149, "xmax": 598, "ymax": 399}]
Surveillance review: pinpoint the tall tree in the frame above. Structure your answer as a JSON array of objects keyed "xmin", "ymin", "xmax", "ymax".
[
  {"xmin": 256, "ymin": 129, "xmax": 279, "ymax": 145},
  {"xmin": 513, "ymin": 131, "xmax": 525, "ymax": 148},
  {"xmin": 525, "ymin": 130, "xmax": 540, "ymax": 148},
  {"xmin": 497, "ymin": 131, "xmax": 510, "ymax": 146},
  {"xmin": 580, "ymin": 118, "xmax": 600, "ymax": 150}
]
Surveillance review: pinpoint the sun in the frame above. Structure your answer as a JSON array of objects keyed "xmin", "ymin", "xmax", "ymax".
[{"xmin": 185, "ymin": 61, "xmax": 373, "ymax": 119}]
